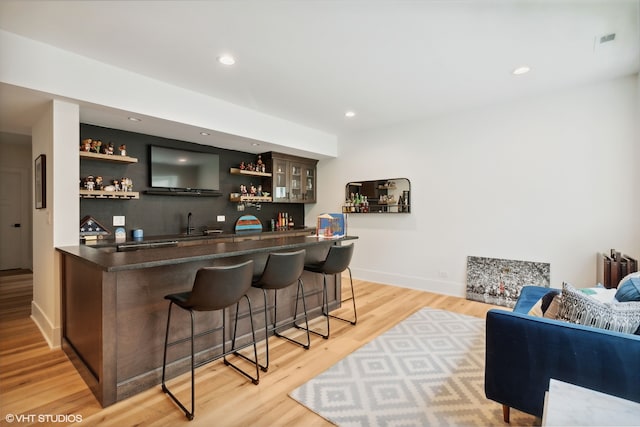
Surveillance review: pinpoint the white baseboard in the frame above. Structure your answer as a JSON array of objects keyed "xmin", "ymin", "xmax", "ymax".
[
  {"xmin": 30, "ymin": 300, "xmax": 61, "ymax": 349},
  {"xmin": 350, "ymin": 267, "xmax": 466, "ymax": 297}
]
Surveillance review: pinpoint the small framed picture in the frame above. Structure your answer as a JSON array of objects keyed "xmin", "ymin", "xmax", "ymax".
[{"xmin": 35, "ymin": 154, "xmax": 46, "ymax": 209}]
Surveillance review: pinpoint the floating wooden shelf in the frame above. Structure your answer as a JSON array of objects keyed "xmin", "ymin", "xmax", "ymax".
[
  {"xmin": 230, "ymin": 195, "xmax": 272, "ymax": 203},
  {"xmin": 80, "ymin": 190, "xmax": 140, "ymax": 199},
  {"xmin": 229, "ymin": 168, "xmax": 271, "ymax": 177},
  {"xmin": 80, "ymin": 151, "xmax": 138, "ymax": 163}
]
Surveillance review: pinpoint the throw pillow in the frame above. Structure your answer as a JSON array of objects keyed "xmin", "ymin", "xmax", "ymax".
[
  {"xmin": 527, "ymin": 290, "xmax": 560, "ymax": 317},
  {"xmin": 543, "ymin": 294, "xmax": 561, "ymax": 319},
  {"xmin": 558, "ymin": 282, "xmax": 640, "ymax": 334},
  {"xmin": 615, "ymin": 277, "xmax": 640, "ymax": 302}
]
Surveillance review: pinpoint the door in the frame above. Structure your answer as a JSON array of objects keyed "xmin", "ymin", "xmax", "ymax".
[
  {"xmin": 272, "ymin": 157, "xmax": 289, "ymax": 202},
  {"xmin": 301, "ymin": 163, "xmax": 316, "ymax": 202},
  {"xmin": 289, "ymin": 161, "xmax": 303, "ymax": 202},
  {"xmin": 0, "ymin": 168, "xmax": 25, "ymax": 270}
]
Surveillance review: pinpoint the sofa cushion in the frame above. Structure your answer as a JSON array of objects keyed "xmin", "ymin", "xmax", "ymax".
[
  {"xmin": 558, "ymin": 282, "xmax": 640, "ymax": 334},
  {"xmin": 615, "ymin": 276, "xmax": 640, "ymax": 302}
]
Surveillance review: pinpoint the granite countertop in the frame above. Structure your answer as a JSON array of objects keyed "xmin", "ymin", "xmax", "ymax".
[{"xmin": 56, "ymin": 232, "xmax": 356, "ymax": 272}]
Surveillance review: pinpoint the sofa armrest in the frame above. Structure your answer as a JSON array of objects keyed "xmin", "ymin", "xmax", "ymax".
[{"xmin": 484, "ymin": 309, "xmax": 640, "ymax": 418}]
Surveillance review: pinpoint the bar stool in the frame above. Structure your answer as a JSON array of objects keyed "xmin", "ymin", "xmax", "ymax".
[
  {"xmin": 161, "ymin": 260, "xmax": 258, "ymax": 420},
  {"xmin": 300, "ymin": 243, "xmax": 356, "ymax": 339},
  {"xmin": 237, "ymin": 249, "xmax": 310, "ymax": 372}
]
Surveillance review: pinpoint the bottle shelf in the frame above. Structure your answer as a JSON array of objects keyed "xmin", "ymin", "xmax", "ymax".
[
  {"xmin": 80, "ymin": 190, "xmax": 140, "ymax": 199},
  {"xmin": 230, "ymin": 195, "xmax": 272, "ymax": 203}
]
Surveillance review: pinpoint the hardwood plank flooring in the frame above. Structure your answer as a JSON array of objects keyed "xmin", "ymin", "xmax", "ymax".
[{"xmin": 0, "ymin": 273, "xmax": 537, "ymax": 426}]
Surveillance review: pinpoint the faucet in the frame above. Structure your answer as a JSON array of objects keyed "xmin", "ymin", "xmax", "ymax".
[{"xmin": 187, "ymin": 212, "xmax": 193, "ymax": 235}]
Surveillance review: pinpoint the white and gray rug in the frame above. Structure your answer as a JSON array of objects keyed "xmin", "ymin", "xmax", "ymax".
[{"xmin": 289, "ymin": 308, "xmax": 534, "ymax": 426}]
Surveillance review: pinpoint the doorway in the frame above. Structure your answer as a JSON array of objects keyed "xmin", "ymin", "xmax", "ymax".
[{"xmin": 0, "ymin": 167, "xmax": 31, "ymax": 270}]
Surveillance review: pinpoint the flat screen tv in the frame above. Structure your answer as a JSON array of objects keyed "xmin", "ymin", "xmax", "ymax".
[{"xmin": 149, "ymin": 145, "xmax": 220, "ymax": 193}]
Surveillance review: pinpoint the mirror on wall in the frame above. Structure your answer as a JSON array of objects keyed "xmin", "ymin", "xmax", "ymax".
[{"xmin": 343, "ymin": 178, "xmax": 411, "ymax": 213}]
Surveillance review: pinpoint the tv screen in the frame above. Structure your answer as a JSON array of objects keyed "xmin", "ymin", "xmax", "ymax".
[{"xmin": 149, "ymin": 146, "xmax": 220, "ymax": 192}]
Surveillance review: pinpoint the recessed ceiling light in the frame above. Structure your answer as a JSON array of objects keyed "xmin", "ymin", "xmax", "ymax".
[
  {"xmin": 128, "ymin": 116, "xmax": 141, "ymax": 122},
  {"xmin": 218, "ymin": 55, "xmax": 236, "ymax": 66},
  {"xmin": 512, "ymin": 66, "xmax": 531, "ymax": 76},
  {"xmin": 200, "ymin": 131, "xmax": 210, "ymax": 136},
  {"xmin": 251, "ymin": 142, "xmax": 260, "ymax": 147},
  {"xmin": 345, "ymin": 111, "xmax": 356, "ymax": 118}
]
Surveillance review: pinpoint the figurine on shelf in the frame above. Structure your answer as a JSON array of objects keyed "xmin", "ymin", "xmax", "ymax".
[
  {"xmin": 91, "ymin": 140, "xmax": 102, "ymax": 153},
  {"xmin": 81, "ymin": 139, "xmax": 92, "ymax": 152},
  {"xmin": 84, "ymin": 175, "xmax": 95, "ymax": 191},
  {"xmin": 240, "ymin": 184, "xmax": 247, "ymax": 195},
  {"xmin": 257, "ymin": 185, "xmax": 263, "ymax": 196},
  {"xmin": 95, "ymin": 176, "xmax": 103, "ymax": 191},
  {"xmin": 113, "ymin": 179, "xmax": 120, "ymax": 191},
  {"xmin": 250, "ymin": 184, "xmax": 257, "ymax": 196},
  {"xmin": 239, "ymin": 161, "xmax": 246, "ymax": 170},
  {"xmin": 256, "ymin": 155, "xmax": 264, "ymax": 173},
  {"xmin": 102, "ymin": 142, "xmax": 115, "ymax": 155},
  {"xmin": 121, "ymin": 177, "xmax": 132, "ymax": 192},
  {"xmin": 119, "ymin": 144, "xmax": 127, "ymax": 156}
]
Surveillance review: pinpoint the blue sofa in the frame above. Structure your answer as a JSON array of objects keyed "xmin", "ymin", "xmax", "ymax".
[{"xmin": 484, "ymin": 285, "xmax": 640, "ymax": 422}]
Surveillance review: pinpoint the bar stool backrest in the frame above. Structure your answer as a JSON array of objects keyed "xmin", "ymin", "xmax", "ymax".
[
  {"xmin": 186, "ymin": 260, "xmax": 254, "ymax": 311},
  {"xmin": 255, "ymin": 249, "xmax": 306, "ymax": 289},
  {"xmin": 321, "ymin": 244, "xmax": 354, "ymax": 275}
]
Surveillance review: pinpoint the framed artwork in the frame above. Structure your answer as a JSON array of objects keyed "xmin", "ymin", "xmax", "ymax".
[
  {"xmin": 35, "ymin": 154, "xmax": 46, "ymax": 209},
  {"xmin": 466, "ymin": 256, "xmax": 550, "ymax": 308}
]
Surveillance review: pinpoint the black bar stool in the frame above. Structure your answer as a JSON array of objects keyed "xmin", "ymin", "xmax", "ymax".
[
  {"xmin": 299, "ymin": 243, "xmax": 356, "ymax": 339},
  {"xmin": 236, "ymin": 249, "xmax": 310, "ymax": 372},
  {"xmin": 161, "ymin": 260, "xmax": 258, "ymax": 420}
]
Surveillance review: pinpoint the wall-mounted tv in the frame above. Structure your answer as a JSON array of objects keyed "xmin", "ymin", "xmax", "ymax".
[{"xmin": 149, "ymin": 145, "xmax": 220, "ymax": 194}]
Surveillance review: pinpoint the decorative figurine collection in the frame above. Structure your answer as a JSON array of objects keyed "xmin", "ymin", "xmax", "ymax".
[
  {"xmin": 238, "ymin": 154, "xmax": 266, "ymax": 173},
  {"xmin": 80, "ymin": 138, "xmax": 127, "ymax": 156},
  {"xmin": 80, "ymin": 138, "xmax": 133, "ymax": 193},
  {"xmin": 82, "ymin": 175, "xmax": 133, "ymax": 192},
  {"xmin": 239, "ymin": 183, "xmax": 266, "ymax": 197}
]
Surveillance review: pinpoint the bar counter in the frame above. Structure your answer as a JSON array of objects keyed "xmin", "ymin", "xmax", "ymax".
[{"xmin": 56, "ymin": 233, "xmax": 357, "ymax": 407}]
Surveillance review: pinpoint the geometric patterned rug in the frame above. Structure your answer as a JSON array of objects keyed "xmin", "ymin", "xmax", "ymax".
[{"xmin": 289, "ymin": 308, "xmax": 537, "ymax": 426}]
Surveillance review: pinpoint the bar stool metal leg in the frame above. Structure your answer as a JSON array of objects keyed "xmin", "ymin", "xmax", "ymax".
[
  {"xmin": 161, "ymin": 302, "xmax": 196, "ymax": 420},
  {"xmin": 225, "ymin": 297, "xmax": 260, "ymax": 384},
  {"xmin": 326, "ymin": 267, "xmax": 357, "ymax": 325}
]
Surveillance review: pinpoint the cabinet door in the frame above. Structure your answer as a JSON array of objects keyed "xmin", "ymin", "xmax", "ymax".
[
  {"xmin": 273, "ymin": 157, "xmax": 289, "ymax": 202},
  {"xmin": 289, "ymin": 161, "xmax": 303, "ymax": 202},
  {"xmin": 301, "ymin": 163, "xmax": 316, "ymax": 202}
]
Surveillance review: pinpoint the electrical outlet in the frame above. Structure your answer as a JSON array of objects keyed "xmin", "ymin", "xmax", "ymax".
[
  {"xmin": 113, "ymin": 215, "xmax": 125, "ymax": 226},
  {"xmin": 217, "ymin": 215, "xmax": 225, "ymax": 222}
]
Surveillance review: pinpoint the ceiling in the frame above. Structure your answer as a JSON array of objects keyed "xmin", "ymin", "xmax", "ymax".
[{"xmin": 0, "ymin": 0, "xmax": 639, "ymax": 151}]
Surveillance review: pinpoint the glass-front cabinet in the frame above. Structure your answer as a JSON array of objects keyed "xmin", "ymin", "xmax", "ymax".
[
  {"xmin": 267, "ymin": 152, "xmax": 317, "ymax": 203},
  {"xmin": 273, "ymin": 157, "xmax": 289, "ymax": 202}
]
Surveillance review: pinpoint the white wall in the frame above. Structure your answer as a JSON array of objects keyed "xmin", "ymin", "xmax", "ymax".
[
  {"xmin": 31, "ymin": 100, "xmax": 79, "ymax": 348},
  {"xmin": 310, "ymin": 75, "xmax": 640, "ymax": 296}
]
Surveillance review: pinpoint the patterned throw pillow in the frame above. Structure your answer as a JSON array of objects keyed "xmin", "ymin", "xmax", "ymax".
[
  {"xmin": 558, "ymin": 282, "xmax": 640, "ymax": 334},
  {"xmin": 615, "ymin": 276, "xmax": 640, "ymax": 302}
]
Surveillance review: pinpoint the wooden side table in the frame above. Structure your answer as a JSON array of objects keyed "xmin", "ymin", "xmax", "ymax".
[{"xmin": 597, "ymin": 252, "xmax": 638, "ymax": 288}]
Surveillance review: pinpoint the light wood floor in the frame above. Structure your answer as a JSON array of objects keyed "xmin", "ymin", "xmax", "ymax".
[{"xmin": 0, "ymin": 272, "xmax": 536, "ymax": 426}]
